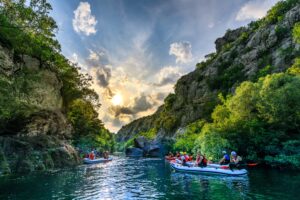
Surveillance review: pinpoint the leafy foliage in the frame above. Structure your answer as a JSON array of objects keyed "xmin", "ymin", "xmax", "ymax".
[
  {"xmin": 192, "ymin": 70, "xmax": 300, "ymax": 167},
  {"xmin": 173, "ymin": 120, "xmax": 205, "ymax": 153},
  {"xmin": 139, "ymin": 128, "xmax": 157, "ymax": 140},
  {"xmin": 264, "ymin": 0, "xmax": 299, "ymax": 25},
  {"xmin": 293, "ymin": 22, "xmax": 300, "ymax": 44}
]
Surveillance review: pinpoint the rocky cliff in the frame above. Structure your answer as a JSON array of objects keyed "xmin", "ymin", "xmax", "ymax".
[
  {"xmin": 0, "ymin": 43, "xmax": 80, "ymax": 174},
  {"xmin": 117, "ymin": 3, "xmax": 300, "ymax": 143}
]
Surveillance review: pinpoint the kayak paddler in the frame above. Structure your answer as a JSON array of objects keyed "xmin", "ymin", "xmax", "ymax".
[
  {"xmin": 219, "ymin": 150, "xmax": 230, "ymax": 165},
  {"xmin": 229, "ymin": 151, "xmax": 243, "ymax": 170}
]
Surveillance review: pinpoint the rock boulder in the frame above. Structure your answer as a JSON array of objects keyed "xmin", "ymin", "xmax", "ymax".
[{"xmin": 125, "ymin": 147, "xmax": 143, "ymax": 157}]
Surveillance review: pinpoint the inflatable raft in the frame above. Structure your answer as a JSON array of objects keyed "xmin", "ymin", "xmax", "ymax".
[
  {"xmin": 170, "ymin": 163, "xmax": 247, "ymax": 176},
  {"xmin": 83, "ymin": 158, "xmax": 112, "ymax": 164}
]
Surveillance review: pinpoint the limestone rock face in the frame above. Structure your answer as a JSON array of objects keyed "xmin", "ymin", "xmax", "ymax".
[
  {"xmin": 0, "ymin": 45, "xmax": 15, "ymax": 76},
  {"xmin": 117, "ymin": 3, "xmax": 300, "ymax": 145},
  {"xmin": 21, "ymin": 111, "xmax": 73, "ymax": 139},
  {"xmin": 0, "ymin": 135, "xmax": 80, "ymax": 174},
  {"xmin": 134, "ymin": 136, "xmax": 146, "ymax": 149},
  {"xmin": 0, "ymin": 43, "xmax": 79, "ymax": 174},
  {"xmin": 215, "ymin": 27, "xmax": 246, "ymax": 52}
]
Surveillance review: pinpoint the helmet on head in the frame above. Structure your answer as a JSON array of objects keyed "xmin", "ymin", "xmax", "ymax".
[
  {"xmin": 222, "ymin": 151, "xmax": 227, "ymax": 154},
  {"xmin": 231, "ymin": 151, "xmax": 237, "ymax": 156}
]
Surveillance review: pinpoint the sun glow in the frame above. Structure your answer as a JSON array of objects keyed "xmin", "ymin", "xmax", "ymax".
[{"xmin": 111, "ymin": 94, "xmax": 123, "ymax": 106}]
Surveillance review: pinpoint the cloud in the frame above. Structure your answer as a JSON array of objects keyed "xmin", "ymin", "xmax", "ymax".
[
  {"xmin": 131, "ymin": 94, "xmax": 153, "ymax": 113},
  {"xmin": 112, "ymin": 106, "xmax": 134, "ymax": 117},
  {"xmin": 69, "ymin": 53, "xmax": 78, "ymax": 64},
  {"xmin": 208, "ymin": 22, "xmax": 215, "ymax": 29},
  {"xmin": 110, "ymin": 94, "xmax": 154, "ymax": 117},
  {"xmin": 155, "ymin": 92, "xmax": 167, "ymax": 101},
  {"xmin": 236, "ymin": 0, "xmax": 280, "ymax": 21},
  {"xmin": 95, "ymin": 66, "xmax": 111, "ymax": 87},
  {"xmin": 73, "ymin": 2, "xmax": 97, "ymax": 36},
  {"xmin": 169, "ymin": 41, "xmax": 192, "ymax": 63},
  {"xmin": 155, "ymin": 66, "xmax": 183, "ymax": 86},
  {"xmin": 88, "ymin": 50, "xmax": 100, "ymax": 61}
]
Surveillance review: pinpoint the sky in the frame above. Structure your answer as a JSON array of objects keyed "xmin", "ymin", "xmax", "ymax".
[{"xmin": 48, "ymin": 0, "xmax": 279, "ymax": 133}]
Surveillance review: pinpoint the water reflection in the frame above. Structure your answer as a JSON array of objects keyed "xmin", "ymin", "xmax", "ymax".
[
  {"xmin": 170, "ymin": 170, "xmax": 249, "ymax": 199},
  {"xmin": 1, "ymin": 157, "xmax": 300, "ymax": 200}
]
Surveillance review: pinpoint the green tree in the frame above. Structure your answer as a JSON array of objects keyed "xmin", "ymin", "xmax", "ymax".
[{"xmin": 293, "ymin": 22, "xmax": 300, "ymax": 43}]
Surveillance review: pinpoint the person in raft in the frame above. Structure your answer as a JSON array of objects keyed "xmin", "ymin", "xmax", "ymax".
[
  {"xmin": 229, "ymin": 151, "xmax": 243, "ymax": 169},
  {"xmin": 175, "ymin": 151, "xmax": 181, "ymax": 158},
  {"xmin": 195, "ymin": 153, "xmax": 207, "ymax": 167},
  {"xmin": 168, "ymin": 152, "xmax": 174, "ymax": 157},
  {"xmin": 219, "ymin": 151, "xmax": 230, "ymax": 165},
  {"xmin": 89, "ymin": 151, "xmax": 95, "ymax": 160},
  {"xmin": 103, "ymin": 151, "xmax": 108, "ymax": 159},
  {"xmin": 180, "ymin": 153, "xmax": 189, "ymax": 166}
]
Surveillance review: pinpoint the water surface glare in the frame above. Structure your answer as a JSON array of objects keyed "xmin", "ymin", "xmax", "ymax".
[{"xmin": 0, "ymin": 156, "xmax": 299, "ymax": 200}]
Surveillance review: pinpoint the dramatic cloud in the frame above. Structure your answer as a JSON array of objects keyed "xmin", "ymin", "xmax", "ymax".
[
  {"xmin": 131, "ymin": 95, "xmax": 153, "ymax": 113},
  {"xmin": 73, "ymin": 2, "xmax": 97, "ymax": 36},
  {"xmin": 169, "ymin": 41, "xmax": 192, "ymax": 63},
  {"xmin": 155, "ymin": 66, "xmax": 183, "ymax": 86},
  {"xmin": 109, "ymin": 94, "xmax": 154, "ymax": 117},
  {"xmin": 155, "ymin": 92, "xmax": 167, "ymax": 101},
  {"xmin": 95, "ymin": 66, "xmax": 111, "ymax": 87},
  {"xmin": 112, "ymin": 106, "xmax": 134, "ymax": 117},
  {"xmin": 236, "ymin": 0, "xmax": 280, "ymax": 21}
]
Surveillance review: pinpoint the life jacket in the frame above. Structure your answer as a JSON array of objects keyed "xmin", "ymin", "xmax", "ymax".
[
  {"xmin": 202, "ymin": 156, "xmax": 207, "ymax": 164},
  {"xmin": 184, "ymin": 155, "xmax": 189, "ymax": 162},
  {"xmin": 89, "ymin": 153, "xmax": 95, "ymax": 160},
  {"xmin": 188, "ymin": 156, "xmax": 193, "ymax": 161},
  {"xmin": 224, "ymin": 154, "xmax": 230, "ymax": 161}
]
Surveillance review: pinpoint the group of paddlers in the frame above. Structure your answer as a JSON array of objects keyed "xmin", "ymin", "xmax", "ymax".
[
  {"xmin": 166, "ymin": 150, "xmax": 243, "ymax": 169},
  {"xmin": 84, "ymin": 150, "xmax": 110, "ymax": 160}
]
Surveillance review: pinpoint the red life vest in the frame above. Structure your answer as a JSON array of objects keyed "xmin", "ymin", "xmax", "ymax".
[
  {"xmin": 89, "ymin": 153, "xmax": 95, "ymax": 160},
  {"xmin": 202, "ymin": 156, "xmax": 207, "ymax": 164},
  {"xmin": 184, "ymin": 155, "xmax": 189, "ymax": 162}
]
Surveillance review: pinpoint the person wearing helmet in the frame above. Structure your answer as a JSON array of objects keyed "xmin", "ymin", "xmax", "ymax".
[
  {"xmin": 183, "ymin": 152, "xmax": 190, "ymax": 161},
  {"xmin": 219, "ymin": 151, "xmax": 230, "ymax": 165},
  {"xmin": 229, "ymin": 151, "xmax": 243, "ymax": 170}
]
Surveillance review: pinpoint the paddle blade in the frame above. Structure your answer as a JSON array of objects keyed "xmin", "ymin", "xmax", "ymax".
[{"xmin": 247, "ymin": 163, "xmax": 258, "ymax": 167}]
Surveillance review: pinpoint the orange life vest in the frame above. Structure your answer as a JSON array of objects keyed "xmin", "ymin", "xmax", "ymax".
[{"xmin": 89, "ymin": 153, "xmax": 95, "ymax": 160}]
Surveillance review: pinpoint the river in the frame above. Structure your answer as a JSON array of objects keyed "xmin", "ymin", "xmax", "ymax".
[{"xmin": 0, "ymin": 157, "xmax": 299, "ymax": 200}]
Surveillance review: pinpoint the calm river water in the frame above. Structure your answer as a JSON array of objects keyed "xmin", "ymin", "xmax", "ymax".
[{"xmin": 0, "ymin": 157, "xmax": 299, "ymax": 200}]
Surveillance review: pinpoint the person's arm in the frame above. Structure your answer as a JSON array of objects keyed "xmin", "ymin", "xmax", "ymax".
[
  {"xmin": 219, "ymin": 157, "xmax": 225, "ymax": 164},
  {"xmin": 199, "ymin": 156, "xmax": 203, "ymax": 163}
]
